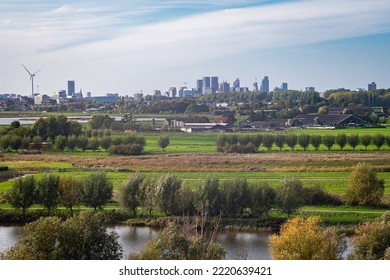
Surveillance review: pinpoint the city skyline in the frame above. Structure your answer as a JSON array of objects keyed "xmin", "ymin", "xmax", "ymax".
[{"xmin": 1, "ymin": 0, "xmax": 390, "ymax": 96}]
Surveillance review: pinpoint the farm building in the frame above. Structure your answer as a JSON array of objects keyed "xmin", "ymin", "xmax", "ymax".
[{"xmin": 290, "ymin": 114, "xmax": 366, "ymax": 128}]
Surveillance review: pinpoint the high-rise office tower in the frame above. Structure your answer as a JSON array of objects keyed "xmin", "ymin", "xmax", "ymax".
[
  {"xmin": 211, "ymin": 76, "xmax": 219, "ymax": 93},
  {"xmin": 282, "ymin": 83, "xmax": 288, "ymax": 91},
  {"xmin": 260, "ymin": 76, "xmax": 269, "ymax": 93},
  {"xmin": 219, "ymin": 81, "xmax": 230, "ymax": 93},
  {"xmin": 368, "ymin": 82, "xmax": 377, "ymax": 91},
  {"xmin": 169, "ymin": 87, "xmax": 177, "ymax": 98},
  {"xmin": 67, "ymin": 80, "xmax": 75, "ymax": 97},
  {"xmin": 202, "ymin": 77, "xmax": 211, "ymax": 94},
  {"xmin": 233, "ymin": 78, "xmax": 240, "ymax": 88},
  {"xmin": 196, "ymin": 79, "xmax": 203, "ymax": 94}
]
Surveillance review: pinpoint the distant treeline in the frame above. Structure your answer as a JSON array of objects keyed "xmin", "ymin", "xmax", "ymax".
[{"xmin": 216, "ymin": 133, "xmax": 390, "ymax": 153}]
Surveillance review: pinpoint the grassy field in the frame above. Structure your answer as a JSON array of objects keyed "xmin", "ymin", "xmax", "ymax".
[{"xmin": 0, "ymin": 125, "xmax": 390, "ymax": 224}]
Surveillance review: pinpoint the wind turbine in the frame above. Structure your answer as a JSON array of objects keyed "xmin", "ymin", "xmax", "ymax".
[{"xmin": 22, "ymin": 64, "xmax": 41, "ymax": 99}]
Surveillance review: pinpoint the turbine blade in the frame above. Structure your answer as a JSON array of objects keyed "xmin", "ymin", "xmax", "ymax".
[
  {"xmin": 22, "ymin": 64, "xmax": 33, "ymax": 76},
  {"xmin": 33, "ymin": 69, "xmax": 42, "ymax": 75}
]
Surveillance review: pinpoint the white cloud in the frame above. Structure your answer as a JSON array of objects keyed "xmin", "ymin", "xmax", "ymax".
[{"xmin": 1, "ymin": 0, "xmax": 390, "ymax": 94}]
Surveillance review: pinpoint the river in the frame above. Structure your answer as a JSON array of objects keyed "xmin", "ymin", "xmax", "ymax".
[
  {"xmin": 0, "ymin": 224, "xmax": 352, "ymax": 259},
  {"xmin": 0, "ymin": 224, "xmax": 271, "ymax": 259}
]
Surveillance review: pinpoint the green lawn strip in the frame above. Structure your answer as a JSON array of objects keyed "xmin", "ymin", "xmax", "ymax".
[{"xmin": 1, "ymin": 170, "xmax": 389, "ymax": 195}]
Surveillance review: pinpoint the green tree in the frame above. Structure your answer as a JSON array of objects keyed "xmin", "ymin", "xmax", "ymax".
[
  {"xmin": 311, "ymin": 135, "xmax": 322, "ymax": 151},
  {"xmin": 349, "ymin": 212, "xmax": 390, "ymax": 260},
  {"xmin": 298, "ymin": 134, "xmax": 310, "ymax": 151},
  {"xmin": 348, "ymin": 134, "xmax": 360, "ymax": 151},
  {"xmin": 36, "ymin": 173, "xmax": 60, "ymax": 215},
  {"xmin": 285, "ymin": 134, "xmax": 298, "ymax": 151},
  {"xmin": 323, "ymin": 135, "xmax": 335, "ymax": 151},
  {"xmin": 262, "ymin": 134, "xmax": 274, "ymax": 151},
  {"xmin": 9, "ymin": 135, "xmax": 22, "ymax": 151},
  {"xmin": 274, "ymin": 134, "xmax": 285, "ymax": 151},
  {"xmin": 59, "ymin": 176, "xmax": 82, "ymax": 214},
  {"xmin": 372, "ymin": 134, "xmax": 385, "ymax": 150},
  {"xmin": 100, "ymin": 136, "xmax": 112, "ymax": 152},
  {"xmin": 117, "ymin": 172, "xmax": 144, "ymax": 216},
  {"xmin": 88, "ymin": 137, "xmax": 100, "ymax": 152},
  {"xmin": 197, "ymin": 177, "xmax": 224, "ymax": 216},
  {"xmin": 77, "ymin": 135, "xmax": 89, "ymax": 151},
  {"xmin": 157, "ymin": 135, "xmax": 170, "ymax": 151},
  {"xmin": 138, "ymin": 177, "xmax": 157, "ymax": 217},
  {"xmin": 54, "ymin": 135, "xmax": 67, "ymax": 152},
  {"xmin": 275, "ymin": 178, "xmax": 304, "ymax": 216},
  {"xmin": 32, "ymin": 117, "xmax": 48, "ymax": 140},
  {"xmin": 361, "ymin": 134, "xmax": 372, "ymax": 151},
  {"xmin": 66, "ymin": 135, "xmax": 78, "ymax": 151},
  {"xmin": 131, "ymin": 221, "xmax": 225, "ymax": 260},
  {"xmin": 32, "ymin": 135, "xmax": 43, "ymax": 149},
  {"xmin": 155, "ymin": 174, "xmax": 182, "ymax": 215},
  {"xmin": 269, "ymin": 216, "xmax": 345, "ymax": 260},
  {"xmin": 7, "ymin": 175, "xmax": 36, "ymax": 214},
  {"xmin": 344, "ymin": 163, "xmax": 384, "ymax": 206},
  {"xmin": 223, "ymin": 178, "xmax": 251, "ymax": 217},
  {"xmin": 336, "ymin": 134, "xmax": 347, "ymax": 151},
  {"xmin": 82, "ymin": 172, "xmax": 113, "ymax": 211},
  {"xmin": 250, "ymin": 183, "xmax": 276, "ymax": 217},
  {"xmin": 5, "ymin": 212, "xmax": 122, "ymax": 260}
]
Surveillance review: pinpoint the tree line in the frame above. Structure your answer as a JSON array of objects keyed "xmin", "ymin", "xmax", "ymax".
[
  {"xmin": 6, "ymin": 162, "xmax": 384, "ymax": 218},
  {"xmin": 216, "ymin": 133, "xmax": 390, "ymax": 153}
]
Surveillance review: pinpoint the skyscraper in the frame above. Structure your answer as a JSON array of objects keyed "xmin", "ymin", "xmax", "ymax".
[
  {"xmin": 202, "ymin": 77, "xmax": 211, "ymax": 94},
  {"xmin": 260, "ymin": 76, "xmax": 269, "ymax": 93},
  {"xmin": 233, "ymin": 78, "xmax": 240, "ymax": 88},
  {"xmin": 211, "ymin": 76, "xmax": 219, "ymax": 93},
  {"xmin": 368, "ymin": 82, "xmax": 377, "ymax": 91},
  {"xmin": 282, "ymin": 83, "xmax": 288, "ymax": 91},
  {"xmin": 219, "ymin": 81, "xmax": 230, "ymax": 93},
  {"xmin": 67, "ymin": 80, "xmax": 75, "ymax": 97},
  {"xmin": 196, "ymin": 79, "xmax": 203, "ymax": 94}
]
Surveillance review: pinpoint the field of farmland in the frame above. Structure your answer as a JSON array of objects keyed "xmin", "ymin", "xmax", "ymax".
[{"xmin": 0, "ymin": 126, "xmax": 389, "ymax": 221}]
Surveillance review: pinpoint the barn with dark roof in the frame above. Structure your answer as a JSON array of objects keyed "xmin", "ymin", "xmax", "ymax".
[{"xmin": 291, "ymin": 114, "xmax": 366, "ymax": 128}]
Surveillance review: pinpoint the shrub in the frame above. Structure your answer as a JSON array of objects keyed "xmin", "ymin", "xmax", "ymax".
[{"xmin": 108, "ymin": 144, "xmax": 143, "ymax": 156}]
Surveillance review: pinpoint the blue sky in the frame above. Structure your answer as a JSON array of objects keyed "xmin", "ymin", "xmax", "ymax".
[{"xmin": 1, "ymin": 0, "xmax": 389, "ymax": 96}]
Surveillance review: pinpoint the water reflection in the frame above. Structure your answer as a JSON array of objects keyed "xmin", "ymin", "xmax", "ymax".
[{"xmin": 1, "ymin": 225, "xmax": 349, "ymax": 260}]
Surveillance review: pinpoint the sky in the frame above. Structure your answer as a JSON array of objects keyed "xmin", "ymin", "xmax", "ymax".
[{"xmin": 0, "ymin": 0, "xmax": 390, "ymax": 97}]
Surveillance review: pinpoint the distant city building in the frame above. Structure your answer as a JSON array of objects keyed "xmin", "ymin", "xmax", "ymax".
[
  {"xmin": 196, "ymin": 79, "xmax": 203, "ymax": 94},
  {"xmin": 86, "ymin": 92, "xmax": 92, "ymax": 98},
  {"xmin": 202, "ymin": 77, "xmax": 211, "ymax": 94},
  {"xmin": 169, "ymin": 87, "xmax": 177, "ymax": 98},
  {"xmin": 253, "ymin": 81, "xmax": 258, "ymax": 92},
  {"xmin": 183, "ymin": 88, "xmax": 195, "ymax": 97},
  {"xmin": 34, "ymin": 94, "xmax": 42, "ymax": 105},
  {"xmin": 153, "ymin": 90, "xmax": 162, "ymax": 97},
  {"xmin": 211, "ymin": 76, "xmax": 219, "ymax": 93},
  {"xmin": 91, "ymin": 95, "xmax": 117, "ymax": 103},
  {"xmin": 67, "ymin": 81, "xmax": 75, "ymax": 97},
  {"xmin": 368, "ymin": 82, "xmax": 377, "ymax": 91},
  {"xmin": 274, "ymin": 83, "xmax": 288, "ymax": 92},
  {"xmin": 134, "ymin": 93, "xmax": 143, "ymax": 100},
  {"xmin": 260, "ymin": 76, "xmax": 269, "ymax": 93},
  {"xmin": 107, "ymin": 93, "xmax": 119, "ymax": 98},
  {"xmin": 219, "ymin": 81, "xmax": 230, "ymax": 93},
  {"xmin": 179, "ymin": 87, "xmax": 187, "ymax": 97},
  {"xmin": 58, "ymin": 90, "xmax": 67, "ymax": 99},
  {"xmin": 305, "ymin": 87, "xmax": 316, "ymax": 92},
  {"xmin": 233, "ymin": 78, "xmax": 240, "ymax": 88}
]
